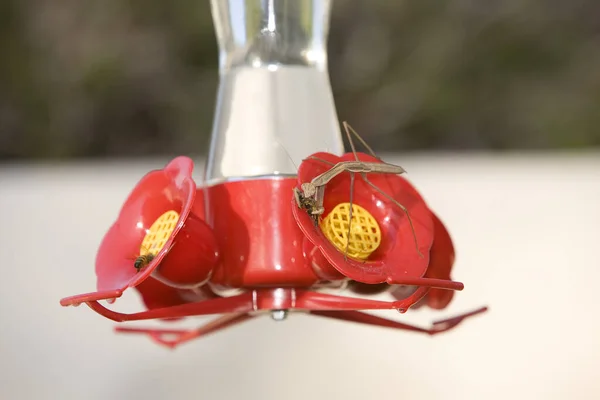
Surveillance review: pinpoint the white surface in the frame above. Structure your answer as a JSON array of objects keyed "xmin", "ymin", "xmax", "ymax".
[{"xmin": 1, "ymin": 153, "xmax": 599, "ymax": 400}]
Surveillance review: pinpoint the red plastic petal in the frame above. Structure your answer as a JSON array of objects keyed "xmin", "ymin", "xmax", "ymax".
[
  {"xmin": 135, "ymin": 276, "xmax": 218, "ymax": 320},
  {"xmin": 391, "ymin": 212, "xmax": 456, "ymax": 310},
  {"xmin": 302, "ymin": 236, "xmax": 346, "ymax": 281},
  {"xmin": 420, "ymin": 213, "xmax": 456, "ymax": 309}
]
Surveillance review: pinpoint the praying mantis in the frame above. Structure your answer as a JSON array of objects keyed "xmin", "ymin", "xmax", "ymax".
[{"xmin": 293, "ymin": 121, "xmax": 423, "ymax": 259}]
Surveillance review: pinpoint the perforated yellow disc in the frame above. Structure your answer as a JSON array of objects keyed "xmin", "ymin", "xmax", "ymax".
[
  {"xmin": 140, "ymin": 210, "xmax": 180, "ymax": 255},
  {"xmin": 320, "ymin": 202, "xmax": 381, "ymax": 260}
]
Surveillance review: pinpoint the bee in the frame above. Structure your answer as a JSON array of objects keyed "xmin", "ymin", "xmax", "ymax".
[{"xmin": 133, "ymin": 249, "xmax": 156, "ymax": 272}]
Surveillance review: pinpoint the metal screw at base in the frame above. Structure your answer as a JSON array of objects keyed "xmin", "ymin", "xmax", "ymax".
[{"xmin": 271, "ymin": 310, "xmax": 288, "ymax": 321}]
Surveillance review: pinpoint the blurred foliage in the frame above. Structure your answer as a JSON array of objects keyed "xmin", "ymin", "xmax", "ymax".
[{"xmin": 1, "ymin": 0, "xmax": 599, "ymax": 160}]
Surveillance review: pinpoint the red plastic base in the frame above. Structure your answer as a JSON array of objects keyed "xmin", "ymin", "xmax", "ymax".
[
  {"xmin": 114, "ymin": 305, "xmax": 488, "ymax": 349},
  {"xmin": 75, "ymin": 287, "xmax": 487, "ymax": 348},
  {"xmin": 59, "ymin": 156, "xmax": 488, "ymax": 347}
]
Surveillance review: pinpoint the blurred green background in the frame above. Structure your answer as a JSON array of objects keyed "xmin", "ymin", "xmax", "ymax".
[{"xmin": 1, "ymin": 0, "xmax": 599, "ymax": 160}]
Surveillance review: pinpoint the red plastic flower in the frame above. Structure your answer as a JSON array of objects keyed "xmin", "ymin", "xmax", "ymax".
[
  {"xmin": 292, "ymin": 151, "xmax": 461, "ymax": 297},
  {"xmin": 60, "ymin": 156, "xmax": 219, "ymax": 311}
]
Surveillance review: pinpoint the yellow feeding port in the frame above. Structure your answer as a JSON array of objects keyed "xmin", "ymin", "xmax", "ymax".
[
  {"xmin": 320, "ymin": 202, "xmax": 381, "ymax": 260},
  {"xmin": 140, "ymin": 210, "xmax": 180, "ymax": 255}
]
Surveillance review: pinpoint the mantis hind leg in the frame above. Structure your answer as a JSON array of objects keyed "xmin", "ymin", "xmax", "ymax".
[
  {"xmin": 344, "ymin": 172, "xmax": 355, "ymax": 261},
  {"xmin": 360, "ymin": 172, "xmax": 423, "ymax": 258}
]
